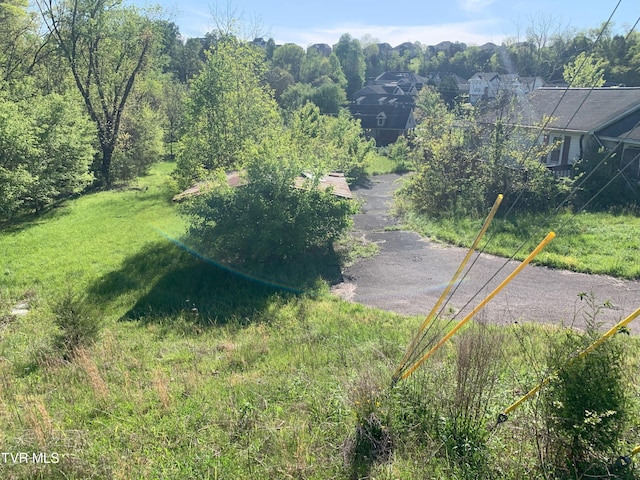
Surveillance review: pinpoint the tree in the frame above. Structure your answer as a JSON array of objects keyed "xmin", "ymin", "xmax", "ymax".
[
  {"xmin": 402, "ymin": 87, "xmax": 563, "ymax": 217},
  {"xmin": 0, "ymin": 90, "xmax": 95, "ymax": 218},
  {"xmin": 271, "ymin": 43, "xmax": 305, "ymax": 82},
  {"xmin": 286, "ymin": 103, "xmax": 374, "ymax": 184},
  {"xmin": 563, "ymin": 52, "xmax": 607, "ymax": 87},
  {"xmin": 333, "ymin": 34, "xmax": 366, "ymax": 97},
  {"xmin": 176, "ymin": 36, "xmax": 280, "ymax": 187},
  {"xmin": 265, "ymin": 66, "xmax": 295, "ymax": 101},
  {"xmin": 161, "ymin": 76, "xmax": 186, "ymax": 159},
  {"xmin": 0, "ymin": 0, "xmax": 49, "ymax": 85},
  {"xmin": 110, "ymin": 75, "xmax": 165, "ymax": 183},
  {"xmin": 37, "ymin": 0, "xmax": 157, "ymax": 187},
  {"xmin": 309, "ymin": 80, "xmax": 346, "ymax": 115}
]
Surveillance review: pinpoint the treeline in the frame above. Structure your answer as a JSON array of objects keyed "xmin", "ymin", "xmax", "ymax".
[{"xmin": 2, "ymin": 0, "xmax": 639, "ymax": 222}]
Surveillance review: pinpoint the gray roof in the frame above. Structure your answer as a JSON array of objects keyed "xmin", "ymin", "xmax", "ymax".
[
  {"xmin": 350, "ymin": 104, "xmax": 415, "ymax": 131},
  {"xmin": 470, "ymin": 72, "xmax": 500, "ymax": 81},
  {"xmin": 518, "ymin": 87, "xmax": 640, "ymax": 133},
  {"xmin": 597, "ymin": 108, "xmax": 640, "ymax": 144},
  {"xmin": 372, "ymin": 71, "xmax": 430, "ymax": 86}
]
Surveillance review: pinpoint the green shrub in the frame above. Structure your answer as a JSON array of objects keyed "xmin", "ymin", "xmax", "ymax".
[
  {"xmin": 52, "ymin": 289, "xmax": 102, "ymax": 358},
  {"xmin": 183, "ymin": 154, "xmax": 357, "ymax": 267},
  {"xmin": 542, "ymin": 294, "xmax": 631, "ymax": 478}
]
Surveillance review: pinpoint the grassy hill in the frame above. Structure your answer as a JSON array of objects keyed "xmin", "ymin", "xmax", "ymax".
[{"xmin": 1, "ymin": 162, "xmax": 638, "ymax": 479}]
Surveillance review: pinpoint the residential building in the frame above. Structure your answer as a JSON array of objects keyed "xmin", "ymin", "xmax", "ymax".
[
  {"xmin": 503, "ymin": 87, "xmax": 640, "ymax": 178},
  {"xmin": 469, "ymin": 72, "xmax": 545, "ymax": 104},
  {"xmin": 349, "ymin": 72, "xmax": 427, "ymax": 146}
]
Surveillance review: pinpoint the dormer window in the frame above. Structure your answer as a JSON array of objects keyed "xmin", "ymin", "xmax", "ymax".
[{"xmin": 376, "ymin": 112, "xmax": 386, "ymax": 126}]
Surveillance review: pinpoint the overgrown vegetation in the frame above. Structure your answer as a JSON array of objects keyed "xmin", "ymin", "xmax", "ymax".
[
  {"xmin": 2, "ymin": 3, "xmax": 640, "ymax": 478},
  {"xmin": 0, "ymin": 162, "xmax": 638, "ymax": 479}
]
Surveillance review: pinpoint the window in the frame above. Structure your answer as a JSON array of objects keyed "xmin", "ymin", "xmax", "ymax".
[
  {"xmin": 622, "ymin": 147, "xmax": 640, "ymax": 180},
  {"xmin": 376, "ymin": 112, "xmax": 386, "ymax": 127},
  {"xmin": 547, "ymin": 136, "xmax": 562, "ymax": 165}
]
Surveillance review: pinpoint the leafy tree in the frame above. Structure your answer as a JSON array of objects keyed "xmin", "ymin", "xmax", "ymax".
[
  {"xmin": 173, "ymin": 37, "xmax": 206, "ymax": 83},
  {"xmin": 309, "ymin": 80, "xmax": 346, "ymax": 115},
  {"xmin": 281, "ymin": 82, "xmax": 315, "ymax": 112},
  {"xmin": 111, "ymin": 75, "xmax": 165, "ymax": 183},
  {"xmin": 563, "ymin": 52, "xmax": 607, "ymax": 87},
  {"xmin": 0, "ymin": 90, "xmax": 95, "ymax": 218},
  {"xmin": 287, "ymin": 103, "xmax": 374, "ymax": 184},
  {"xmin": 176, "ymin": 36, "xmax": 280, "ymax": 187},
  {"xmin": 0, "ymin": 0, "xmax": 48, "ymax": 85},
  {"xmin": 265, "ymin": 66, "xmax": 295, "ymax": 101},
  {"xmin": 37, "ymin": 0, "xmax": 158, "ymax": 187},
  {"xmin": 402, "ymin": 86, "xmax": 564, "ymax": 217},
  {"xmin": 333, "ymin": 34, "xmax": 365, "ymax": 97},
  {"xmin": 161, "ymin": 77, "xmax": 187, "ymax": 159},
  {"xmin": 271, "ymin": 43, "xmax": 305, "ymax": 82},
  {"xmin": 363, "ymin": 43, "xmax": 382, "ymax": 79},
  {"xmin": 412, "ymin": 86, "xmax": 455, "ymax": 148},
  {"xmin": 300, "ymin": 48, "xmax": 331, "ymax": 84},
  {"xmin": 265, "ymin": 37, "xmax": 276, "ymax": 60}
]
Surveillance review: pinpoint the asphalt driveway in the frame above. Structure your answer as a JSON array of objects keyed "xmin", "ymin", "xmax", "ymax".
[{"xmin": 332, "ymin": 174, "xmax": 640, "ymax": 332}]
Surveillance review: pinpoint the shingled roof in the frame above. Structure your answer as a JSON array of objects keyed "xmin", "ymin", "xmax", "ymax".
[{"xmin": 517, "ymin": 87, "xmax": 640, "ymax": 133}]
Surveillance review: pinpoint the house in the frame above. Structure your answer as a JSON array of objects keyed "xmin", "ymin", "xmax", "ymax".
[
  {"xmin": 469, "ymin": 72, "xmax": 545, "ymax": 104},
  {"xmin": 351, "ymin": 104, "xmax": 417, "ymax": 146},
  {"xmin": 430, "ymin": 72, "xmax": 470, "ymax": 99},
  {"xmin": 504, "ymin": 87, "xmax": 640, "ymax": 178},
  {"xmin": 308, "ymin": 43, "xmax": 332, "ymax": 57},
  {"xmin": 349, "ymin": 71, "xmax": 428, "ymax": 146}
]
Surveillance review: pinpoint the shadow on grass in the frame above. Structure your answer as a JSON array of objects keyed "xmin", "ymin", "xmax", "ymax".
[
  {"xmin": 88, "ymin": 239, "xmax": 343, "ymax": 328},
  {"xmin": 0, "ymin": 200, "xmax": 74, "ymax": 234}
]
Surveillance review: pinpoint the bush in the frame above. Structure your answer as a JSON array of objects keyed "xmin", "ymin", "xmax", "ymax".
[
  {"xmin": 542, "ymin": 294, "xmax": 631, "ymax": 478},
  {"xmin": 402, "ymin": 130, "xmax": 486, "ymax": 217},
  {"xmin": 572, "ymin": 141, "xmax": 640, "ymax": 210},
  {"xmin": 183, "ymin": 152, "xmax": 357, "ymax": 267},
  {"xmin": 52, "ymin": 289, "xmax": 102, "ymax": 359}
]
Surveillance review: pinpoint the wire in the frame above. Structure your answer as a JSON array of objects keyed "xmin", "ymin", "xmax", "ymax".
[{"xmin": 394, "ymin": 8, "xmax": 640, "ymax": 381}]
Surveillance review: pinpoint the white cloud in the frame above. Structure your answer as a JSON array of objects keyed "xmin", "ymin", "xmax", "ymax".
[
  {"xmin": 272, "ymin": 21, "xmax": 506, "ymax": 48},
  {"xmin": 459, "ymin": 0, "xmax": 496, "ymax": 12}
]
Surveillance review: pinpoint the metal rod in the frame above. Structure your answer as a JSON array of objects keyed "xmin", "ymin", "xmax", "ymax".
[{"xmin": 400, "ymin": 231, "xmax": 556, "ymax": 381}]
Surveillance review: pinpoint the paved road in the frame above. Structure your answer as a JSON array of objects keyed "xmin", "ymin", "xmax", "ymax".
[{"xmin": 332, "ymin": 174, "xmax": 640, "ymax": 332}]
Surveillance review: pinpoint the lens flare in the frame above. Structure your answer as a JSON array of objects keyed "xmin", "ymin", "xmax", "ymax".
[{"xmin": 154, "ymin": 228, "xmax": 304, "ymax": 294}]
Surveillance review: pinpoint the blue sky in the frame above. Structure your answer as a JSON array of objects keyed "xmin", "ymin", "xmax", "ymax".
[{"xmin": 133, "ymin": 0, "xmax": 639, "ymax": 47}]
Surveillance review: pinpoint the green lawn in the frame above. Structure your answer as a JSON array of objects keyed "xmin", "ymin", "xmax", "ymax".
[{"xmin": 404, "ymin": 209, "xmax": 640, "ymax": 279}]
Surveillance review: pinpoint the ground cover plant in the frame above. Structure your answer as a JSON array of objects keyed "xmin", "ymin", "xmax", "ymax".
[{"xmin": 1, "ymin": 162, "xmax": 639, "ymax": 479}]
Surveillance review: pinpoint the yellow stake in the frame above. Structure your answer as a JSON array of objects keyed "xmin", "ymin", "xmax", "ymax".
[
  {"xmin": 393, "ymin": 194, "xmax": 503, "ymax": 382},
  {"xmin": 400, "ymin": 231, "xmax": 556, "ymax": 381},
  {"xmin": 499, "ymin": 305, "xmax": 640, "ymax": 420},
  {"xmin": 631, "ymin": 445, "xmax": 640, "ymax": 457}
]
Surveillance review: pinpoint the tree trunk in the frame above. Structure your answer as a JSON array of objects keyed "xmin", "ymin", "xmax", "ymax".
[{"xmin": 100, "ymin": 143, "xmax": 114, "ymax": 187}]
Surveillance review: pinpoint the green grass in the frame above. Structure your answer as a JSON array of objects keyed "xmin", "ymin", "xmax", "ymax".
[
  {"xmin": 1, "ymin": 162, "xmax": 639, "ymax": 479},
  {"xmin": 404, "ymin": 209, "xmax": 640, "ymax": 279},
  {"xmin": 366, "ymin": 152, "xmax": 408, "ymax": 176},
  {"xmin": 1, "ymin": 161, "xmax": 186, "ymax": 308}
]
